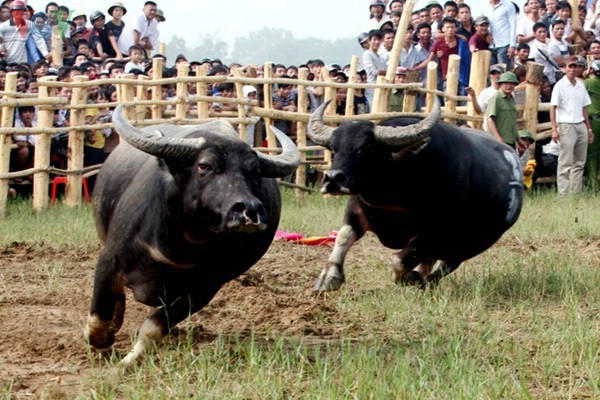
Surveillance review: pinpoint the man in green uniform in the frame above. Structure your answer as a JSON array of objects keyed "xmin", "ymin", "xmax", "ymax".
[
  {"xmin": 584, "ymin": 60, "xmax": 600, "ymax": 191},
  {"xmin": 485, "ymin": 71, "xmax": 525, "ymax": 152}
]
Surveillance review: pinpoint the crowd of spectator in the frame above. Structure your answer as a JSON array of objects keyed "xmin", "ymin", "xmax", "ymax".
[{"xmin": 4, "ymin": 0, "xmax": 600, "ymax": 196}]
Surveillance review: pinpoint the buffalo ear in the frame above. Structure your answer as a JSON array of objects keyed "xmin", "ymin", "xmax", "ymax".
[{"xmin": 389, "ymin": 138, "xmax": 429, "ymax": 160}]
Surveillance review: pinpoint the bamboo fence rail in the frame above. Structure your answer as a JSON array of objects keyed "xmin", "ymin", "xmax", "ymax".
[{"xmin": 0, "ymin": 46, "xmax": 549, "ymax": 215}]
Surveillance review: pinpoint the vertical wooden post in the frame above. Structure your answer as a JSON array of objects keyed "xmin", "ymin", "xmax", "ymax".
[
  {"xmin": 175, "ymin": 63, "xmax": 189, "ymax": 120},
  {"xmin": 263, "ymin": 62, "xmax": 275, "ymax": 148},
  {"xmin": 196, "ymin": 66, "xmax": 209, "ymax": 120},
  {"xmin": 65, "ymin": 75, "xmax": 88, "ymax": 207},
  {"xmin": 444, "ymin": 55, "xmax": 460, "ymax": 124},
  {"xmin": 524, "ymin": 62, "xmax": 545, "ymax": 137},
  {"xmin": 0, "ymin": 72, "xmax": 17, "ymax": 215},
  {"xmin": 295, "ymin": 68, "xmax": 309, "ymax": 197},
  {"xmin": 151, "ymin": 57, "xmax": 165, "ymax": 120},
  {"xmin": 425, "ymin": 62, "xmax": 438, "ymax": 113},
  {"xmin": 569, "ymin": 0, "xmax": 584, "ymax": 44},
  {"xmin": 118, "ymin": 74, "xmax": 136, "ymax": 120},
  {"xmin": 344, "ymin": 56, "xmax": 359, "ymax": 117},
  {"xmin": 136, "ymin": 74, "xmax": 150, "ymax": 120},
  {"xmin": 322, "ymin": 68, "xmax": 334, "ymax": 167},
  {"xmin": 159, "ymin": 42, "xmax": 166, "ymax": 56},
  {"xmin": 233, "ymin": 69, "xmax": 248, "ymax": 142},
  {"xmin": 402, "ymin": 88, "xmax": 417, "ymax": 112},
  {"xmin": 467, "ymin": 50, "xmax": 491, "ymax": 129},
  {"xmin": 323, "ymin": 68, "xmax": 336, "ymax": 116},
  {"xmin": 51, "ymin": 26, "xmax": 63, "ymax": 68},
  {"xmin": 379, "ymin": 0, "xmax": 417, "ymax": 112},
  {"xmin": 32, "ymin": 76, "xmax": 58, "ymax": 211}
]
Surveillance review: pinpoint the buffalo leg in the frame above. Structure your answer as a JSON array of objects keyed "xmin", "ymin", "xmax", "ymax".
[
  {"xmin": 425, "ymin": 260, "xmax": 461, "ymax": 285},
  {"xmin": 121, "ymin": 285, "xmax": 221, "ymax": 365},
  {"xmin": 85, "ymin": 252, "xmax": 125, "ymax": 349},
  {"xmin": 391, "ymin": 248, "xmax": 435, "ymax": 287},
  {"xmin": 314, "ymin": 224, "xmax": 362, "ymax": 292}
]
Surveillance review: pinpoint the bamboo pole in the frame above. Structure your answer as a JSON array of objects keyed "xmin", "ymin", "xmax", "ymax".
[
  {"xmin": 569, "ymin": 0, "xmax": 584, "ymax": 44},
  {"xmin": 467, "ymin": 50, "xmax": 491, "ymax": 129},
  {"xmin": 32, "ymin": 76, "xmax": 57, "ymax": 211},
  {"xmin": 372, "ymin": 75, "xmax": 386, "ymax": 113},
  {"xmin": 425, "ymin": 62, "xmax": 439, "ymax": 113},
  {"xmin": 51, "ymin": 26, "xmax": 63, "ymax": 68},
  {"xmin": 233, "ymin": 69, "xmax": 248, "ymax": 142},
  {"xmin": 379, "ymin": 0, "xmax": 418, "ymax": 111},
  {"xmin": 65, "ymin": 75, "xmax": 88, "ymax": 207},
  {"xmin": 523, "ymin": 62, "xmax": 545, "ymax": 137},
  {"xmin": 175, "ymin": 64, "xmax": 189, "ymax": 120},
  {"xmin": 136, "ymin": 74, "xmax": 150, "ymax": 120},
  {"xmin": 323, "ymin": 68, "xmax": 336, "ymax": 116},
  {"xmin": 0, "ymin": 72, "xmax": 17, "ymax": 215},
  {"xmin": 119, "ymin": 74, "xmax": 136, "ymax": 120},
  {"xmin": 402, "ymin": 87, "xmax": 417, "ymax": 112},
  {"xmin": 444, "ymin": 55, "xmax": 460, "ymax": 124},
  {"xmin": 159, "ymin": 42, "xmax": 166, "ymax": 56},
  {"xmin": 344, "ymin": 56, "xmax": 359, "ymax": 116},
  {"xmin": 195, "ymin": 66, "xmax": 209, "ymax": 119},
  {"xmin": 263, "ymin": 62, "xmax": 275, "ymax": 148},
  {"xmin": 151, "ymin": 57, "xmax": 165, "ymax": 120},
  {"xmin": 295, "ymin": 67, "xmax": 308, "ymax": 197}
]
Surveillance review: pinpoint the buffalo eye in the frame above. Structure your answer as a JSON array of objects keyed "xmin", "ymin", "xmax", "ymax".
[{"xmin": 197, "ymin": 162, "xmax": 212, "ymax": 172}]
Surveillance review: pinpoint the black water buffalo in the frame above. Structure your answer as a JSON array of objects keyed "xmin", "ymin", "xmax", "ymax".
[
  {"xmin": 85, "ymin": 105, "xmax": 299, "ymax": 364},
  {"xmin": 307, "ymin": 98, "xmax": 523, "ymax": 291}
]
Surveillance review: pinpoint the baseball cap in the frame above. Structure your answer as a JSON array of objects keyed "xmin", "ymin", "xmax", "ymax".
[
  {"xmin": 474, "ymin": 16, "xmax": 490, "ymax": 25},
  {"xmin": 489, "ymin": 64, "xmax": 505, "ymax": 74}
]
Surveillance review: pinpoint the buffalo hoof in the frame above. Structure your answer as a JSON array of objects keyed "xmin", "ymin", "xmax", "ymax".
[
  {"xmin": 399, "ymin": 270, "xmax": 425, "ymax": 287},
  {"xmin": 84, "ymin": 315, "xmax": 116, "ymax": 349},
  {"xmin": 313, "ymin": 272, "xmax": 345, "ymax": 292}
]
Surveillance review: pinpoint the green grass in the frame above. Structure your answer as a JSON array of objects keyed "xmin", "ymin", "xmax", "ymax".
[{"xmin": 1, "ymin": 188, "xmax": 600, "ymax": 399}]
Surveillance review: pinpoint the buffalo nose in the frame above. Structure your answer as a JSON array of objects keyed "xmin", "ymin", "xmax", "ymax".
[
  {"xmin": 230, "ymin": 199, "xmax": 267, "ymax": 227},
  {"xmin": 322, "ymin": 170, "xmax": 347, "ymax": 193}
]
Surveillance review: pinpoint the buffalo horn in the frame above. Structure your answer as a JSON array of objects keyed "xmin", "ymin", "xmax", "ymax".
[
  {"xmin": 112, "ymin": 104, "xmax": 206, "ymax": 160},
  {"xmin": 306, "ymin": 100, "xmax": 335, "ymax": 146},
  {"xmin": 256, "ymin": 126, "xmax": 301, "ymax": 177},
  {"xmin": 374, "ymin": 96, "xmax": 441, "ymax": 146}
]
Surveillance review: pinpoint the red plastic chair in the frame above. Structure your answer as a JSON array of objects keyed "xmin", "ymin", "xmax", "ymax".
[{"xmin": 50, "ymin": 176, "xmax": 91, "ymax": 204}]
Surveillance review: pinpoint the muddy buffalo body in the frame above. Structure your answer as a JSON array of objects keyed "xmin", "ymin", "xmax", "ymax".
[
  {"xmin": 85, "ymin": 106, "xmax": 299, "ymax": 364},
  {"xmin": 307, "ymin": 98, "xmax": 523, "ymax": 291}
]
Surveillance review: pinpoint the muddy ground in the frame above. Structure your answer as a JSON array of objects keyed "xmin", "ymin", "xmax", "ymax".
[{"xmin": 0, "ymin": 239, "xmax": 384, "ymax": 398}]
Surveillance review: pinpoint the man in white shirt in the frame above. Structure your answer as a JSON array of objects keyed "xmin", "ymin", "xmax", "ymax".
[
  {"xmin": 118, "ymin": 1, "xmax": 158, "ymax": 57},
  {"xmin": 365, "ymin": 0, "xmax": 389, "ymax": 32},
  {"xmin": 486, "ymin": 0, "xmax": 517, "ymax": 69},
  {"xmin": 550, "ymin": 56, "xmax": 594, "ymax": 195}
]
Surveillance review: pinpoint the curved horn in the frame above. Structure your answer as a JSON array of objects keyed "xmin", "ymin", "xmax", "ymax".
[
  {"xmin": 374, "ymin": 96, "xmax": 441, "ymax": 146},
  {"xmin": 307, "ymin": 100, "xmax": 335, "ymax": 146},
  {"xmin": 112, "ymin": 104, "xmax": 206, "ymax": 160},
  {"xmin": 256, "ymin": 126, "xmax": 301, "ymax": 177}
]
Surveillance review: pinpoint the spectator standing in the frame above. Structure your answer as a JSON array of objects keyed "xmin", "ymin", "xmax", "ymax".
[
  {"xmin": 517, "ymin": 0, "xmax": 542, "ymax": 45},
  {"xmin": 550, "ymin": 56, "xmax": 594, "ymax": 196},
  {"xmin": 485, "ymin": 71, "xmax": 522, "ymax": 149},
  {"xmin": 486, "ymin": 0, "xmax": 518, "ymax": 69},
  {"xmin": 542, "ymin": 0, "xmax": 559, "ymax": 27},
  {"xmin": 529, "ymin": 23, "xmax": 557, "ymax": 84},
  {"xmin": 118, "ymin": 1, "xmax": 159, "ymax": 57},
  {"xmin": 0, "ymin": 0, "xmax": 49, "ymax": 65},
  {"xmin": 106, "ymin": 2, "xmax": 127, "ymax": 60},
  {"xmin": 272, "ymin": 77, "xmax": 297, "ymax": 136},
  {"xmin": 547, "ymin": 19, "xmax": 570, "ymax": 69},
  {"xmin": 584, "ymin": 60, "xmax": 600, "ymax": 191},
  {"xmin": 466, "ymin": 64, "xmax": 505, "ymax": 131},
  {"xmin": 469, "ymin": 15, "xmax": 493, "ymax": 53},
  {"xmin": 456, "ymin": 3, "xmax": 475, "ymax": 41},
  {"xmin": 362, "ymin": 30, "xmax": 387, "ymax": 107},
  {"xmin": 89, "ymin": 11, "xmax": 113, "ymax": 59},
  {"xmin": 365, "ymin": 0, "xmax": 389, "ymax": 31}
]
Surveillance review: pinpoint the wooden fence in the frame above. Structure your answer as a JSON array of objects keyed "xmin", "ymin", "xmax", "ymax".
[{"xmin": 0, "ymin": 0, "xmax": 549, "ymax": 215}]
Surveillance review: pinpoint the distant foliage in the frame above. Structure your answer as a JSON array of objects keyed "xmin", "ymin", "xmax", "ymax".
[{"xmin": 167, "ymin": 28, "xmax": 356, "ymax": 66}]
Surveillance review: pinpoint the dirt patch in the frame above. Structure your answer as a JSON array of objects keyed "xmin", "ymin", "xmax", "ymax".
[{"xmin": 0, "ymin": 239, "xmax": 372, "ymax": 398}]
